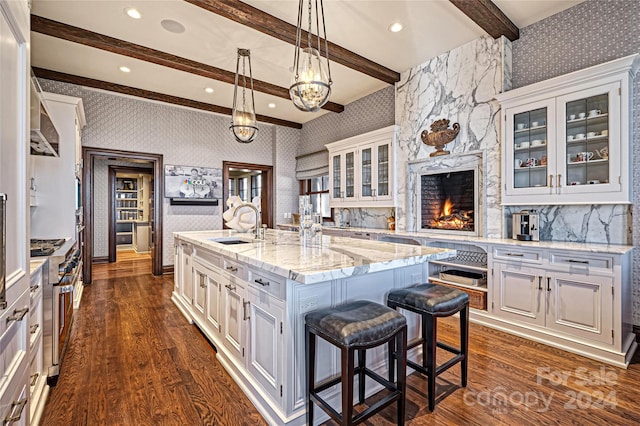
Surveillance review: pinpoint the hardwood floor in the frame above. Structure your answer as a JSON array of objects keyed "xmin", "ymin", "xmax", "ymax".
[{"xmin": 41, "ymin": 259, "xmax": 640, "ymax": 425}]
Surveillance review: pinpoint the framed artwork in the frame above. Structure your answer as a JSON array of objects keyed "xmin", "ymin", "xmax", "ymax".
[{"xmin": 164, "ymin": 165, "xmax": 222, "ymax": 200}]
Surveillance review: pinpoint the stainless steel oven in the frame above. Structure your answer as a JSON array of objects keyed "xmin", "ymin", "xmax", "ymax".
[{"xmin": 33, "ymin": 239, "xmax": 80, "ymax": 385}]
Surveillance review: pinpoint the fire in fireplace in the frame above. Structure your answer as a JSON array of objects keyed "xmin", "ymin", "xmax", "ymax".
[{"xmin": 421, "ymin": 170, "xmax": 475, "ymax": 233}]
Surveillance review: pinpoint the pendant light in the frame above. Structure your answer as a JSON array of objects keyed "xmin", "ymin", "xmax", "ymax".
[
  {"xmin": 230, "ymin": 48, "xmax": 258, "ymax": 143},
  {"xmin": 289, "ymin": 0, "xmax": 332, "ymax": 112}
]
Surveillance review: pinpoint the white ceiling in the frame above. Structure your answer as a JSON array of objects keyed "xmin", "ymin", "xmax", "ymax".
[{"xmin": 31, "ymin": 0, "xmax": 584, "ymax": 125}]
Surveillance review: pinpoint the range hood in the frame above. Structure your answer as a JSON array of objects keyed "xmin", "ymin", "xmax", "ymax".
[{"xmin": 30, "ymin": 74, "xmax": 60, "ymax": 157}]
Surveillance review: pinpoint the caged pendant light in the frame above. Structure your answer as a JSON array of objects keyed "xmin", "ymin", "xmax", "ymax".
[
  {"xmin": 289, "ymin": 0, "xmax": 332, "ymax": 112},
  {"xmin": 230, "ymin": 48, "xmax": 258, "ymax": 143}
]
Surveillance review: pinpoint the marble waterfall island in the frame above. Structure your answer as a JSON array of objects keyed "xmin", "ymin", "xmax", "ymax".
[{"xmin": 172, "ymin": 229, "xmax": 455, "ymax": 425}]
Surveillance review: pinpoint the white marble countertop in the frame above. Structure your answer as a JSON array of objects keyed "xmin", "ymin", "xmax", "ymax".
[
  {"xmin": 276, "ymin": 224, "xmax": 634, "ymax": 255},
  {"xmin": 174, "ymin": 229, "xmax": 456, "ymax": 284},
  {"xmin": 30, "ymin": 258, "xmax": 48, "ymax": 274}
]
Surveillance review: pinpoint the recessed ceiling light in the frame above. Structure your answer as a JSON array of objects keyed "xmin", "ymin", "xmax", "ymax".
[
  {"xmin": 161, "ymin": 19, "xmax": 186, "ymax": 34},
  {"xmin": 268, "ymin": 103, "xmax": 276, "ymax": 109},
  {"xmin": 205, "ymin": 87, "xmax": 214, "ymax": 94},
  {"xmin": 388, "ymin": 22, "xmax": 403, "ymax": 33},
  {"xmin": 124, "ymin": 7, "xmax": 141, "ymax": 19},
  {"xmin": 119, "ymin": 66, "xmax": 131, "ymax": 73}
]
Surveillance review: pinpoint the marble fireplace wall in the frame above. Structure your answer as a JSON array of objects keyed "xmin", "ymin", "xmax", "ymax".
[{"xmin": 395, "ymin": 35, "xmax": 511, "ymax": 237}]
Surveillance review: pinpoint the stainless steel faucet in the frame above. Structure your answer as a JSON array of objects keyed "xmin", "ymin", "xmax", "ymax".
[
  {"xmin": 341, "ymin": 208, "xmax": 351, "ymax": 228},
  {"xmin": 233, "ymin": 202, "xmax": 262, "ymax": 239}
]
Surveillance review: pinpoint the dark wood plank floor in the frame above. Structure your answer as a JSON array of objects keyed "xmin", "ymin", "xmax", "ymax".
[{"xmin": 41, "ymin": 258, "xmax": 640, "ymax": 425}]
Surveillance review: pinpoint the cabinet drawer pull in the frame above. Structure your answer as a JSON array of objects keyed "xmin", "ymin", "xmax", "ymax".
[
  {"xmin": 225, "ymin": 284, "xmax": 236, "ymax": 291},
  {"xmin": 30, "ymin": 373, "xmax": 39, "ymax": 387},
  {"xmin": 30, "ymin": 284, "xmax": 40, "ymax": 292},
  {"xmin": 4, "ymin": 397, "xmax": 27, "ymax": 425},
  {"xmin": 226, "ymin": 266, "xmax": 238, "ymax": 272},
  {"xmin": 538, "ymin": 276, "xmax": 542, "ymax": 290},
  {"xmin": 547, "ymin": 277, "xmax": 551, "ymax": 292},
  {"xmin": 566, "ymin": 259, "xmax": 589, "ymax": 264},
  {"xmin": 243, "ymin": 300, "xmax": 250, "ymax": 321},
  {"xmin": 30, "ymin": 323, "xmax": 39, "ymax": 334},
  {"xmin": 254, "ymin": 278, "xmax": 270, "ymax": 287},
  {"xmin": 6, "ymin": 307, "xmax": 28, "ymax": 324},
  {"xmin": 505, "ymin": 253, "xmax": 524, "ymax": 257}
]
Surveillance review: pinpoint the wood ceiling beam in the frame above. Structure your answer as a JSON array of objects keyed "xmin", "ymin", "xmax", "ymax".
[
  {"xmin": 449, "ymin": 0, "xmax": 519, "ymax": 41},
  {"xmin": 31, "ymin": 15, "xmax": 344, "ymax": 113},
  {"xmin": 184, "ymin": 0, "xmax": 400, "ymax": 84},
  {"xmin": 32, "ymin": 67, "xmax": 302, "ymax": 129}
]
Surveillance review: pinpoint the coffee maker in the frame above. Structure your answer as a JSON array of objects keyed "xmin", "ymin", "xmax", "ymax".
[{"xmin": 512, "ymin": 210, "xmax": 539, "ymax": 241}]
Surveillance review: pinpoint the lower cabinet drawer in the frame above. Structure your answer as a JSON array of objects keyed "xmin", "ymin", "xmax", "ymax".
[
  {"xmin": 428, "ymin": 278, "xmax": 487, "ymax": 310},
  {"xmin": 0, "ymin": 366, "xmax": 28, "ymax": 426},
  {"xmin": 493, "ymin": 247, "xmax": 542, "ymax": 264},
  {"xmin": 247, "ymin": 268, "xmax": 285, "ymax": 300},
  {"xmin": 549, "ymin": 251, "xmax": 613, "ymax": 272}
]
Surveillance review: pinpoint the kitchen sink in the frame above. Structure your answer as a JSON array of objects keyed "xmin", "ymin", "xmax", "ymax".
[{"xmin": 209, "ymin": 237, "xmax": 252, "ymax": 245}]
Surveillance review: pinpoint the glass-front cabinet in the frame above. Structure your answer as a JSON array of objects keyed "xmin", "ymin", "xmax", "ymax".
[
  {"xmin": 497, "ymin": 55, "xmax": 637, "ymax": 205},
  {"xmin": 327, "ymin": 125, "xmax": 397, "ymax": 207}
]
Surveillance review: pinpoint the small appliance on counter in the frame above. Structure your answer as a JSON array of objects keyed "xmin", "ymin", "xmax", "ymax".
[{"xmin": 512, "ymin": 210, "xmax": 540, "ymax": 241}]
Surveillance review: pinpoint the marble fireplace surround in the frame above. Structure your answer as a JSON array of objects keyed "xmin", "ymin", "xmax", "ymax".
[{"xmin": 407, "ymin": 151, "xmax": 489, "ymax": 237}]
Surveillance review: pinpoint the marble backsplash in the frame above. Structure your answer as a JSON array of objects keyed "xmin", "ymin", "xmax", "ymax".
[
  {"xmin": 334, "ymin": 207, "xmax": 394, "ymax": 230},
  {"xmin": 395, "ymin": 36, "xmax": 509, "ymax": 237}
]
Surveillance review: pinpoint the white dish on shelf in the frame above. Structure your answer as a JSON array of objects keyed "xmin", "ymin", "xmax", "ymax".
[{"xmin": 531, "ymin": 139, "xmax": 546, "ymax": 147}]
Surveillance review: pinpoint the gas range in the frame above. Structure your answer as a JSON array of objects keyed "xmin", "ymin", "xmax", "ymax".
[{"xmin": 30, "ymin": 238, "xmax": 66, "ymax": 257}]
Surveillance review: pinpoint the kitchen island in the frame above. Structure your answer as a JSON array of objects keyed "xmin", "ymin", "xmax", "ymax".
[{"xmin": 172, "ymin": 229, "xmax": 455, "ymax": 425}]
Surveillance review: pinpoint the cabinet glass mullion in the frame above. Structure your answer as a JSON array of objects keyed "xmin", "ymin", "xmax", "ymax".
[
  {"xmin": 345, "ymin": 152, "xmax": 354, "ymax": 198},
  {"xmin": 513, "ymin": 108, "xmax": 548, "ymax": 189},
  {"xmin": 565, "ymin": 93, "xmax": 609, "ymax": 186},
  {"xmin": 377, "ymin": 144, "xmax": 389, "ymax": 196},
  {"xmin": 361, "ymin": 147, "xmax": 372, "ymax": 196},
  {"xmin": 332, "ymin": 155, "xmax": 341, "ymax": 198}
]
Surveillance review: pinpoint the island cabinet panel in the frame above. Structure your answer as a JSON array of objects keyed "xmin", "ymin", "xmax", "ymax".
[
  {"xmin": 494, "ymin": 263, "xmax": 546, "ymax": 327},
  {"xmin": 221, "ymin": 272, "xmax": 247, "ymax": 363},
  {"xmin": 247, "ymin": 286, "xmax": 284, "ymax": 405},
  {"xmin": 205, "ymin": 274, "xmax": 223, "ymax": 334}
]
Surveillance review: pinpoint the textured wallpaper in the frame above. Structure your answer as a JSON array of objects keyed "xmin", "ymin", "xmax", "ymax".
[
  {"xmin": 298, "ymin": 85, "xmax": 395, "ymax": 155},
  {"xmin": 38, "ymin": 79, "xmax": 299, "ymax": 266},
  {"xmin": 512, "ymin": 0, "xmax": 640, "ymax": 324},
  {"xmin": 273, "ymin": 126, "xmax": 301, "ymax": 224}
]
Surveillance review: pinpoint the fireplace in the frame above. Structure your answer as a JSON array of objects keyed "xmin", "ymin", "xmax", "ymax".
[{"xmin": 419, "ymin": 169, "xmax": 478, "ymax": 235}]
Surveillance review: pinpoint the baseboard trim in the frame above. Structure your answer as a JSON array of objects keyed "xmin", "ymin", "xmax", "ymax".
[
  {"xmin": 163, "ymin": 265, "xmax": 174, "ymax": 275},
  {"xmin": 92, "ymin": 256, "xmax": 109, "ymax": 264}
]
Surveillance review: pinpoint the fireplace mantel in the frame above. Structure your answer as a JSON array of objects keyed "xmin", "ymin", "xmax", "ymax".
[{"xmin": 407, "ymin": 151, "xmax": 485, "ymax": 236}]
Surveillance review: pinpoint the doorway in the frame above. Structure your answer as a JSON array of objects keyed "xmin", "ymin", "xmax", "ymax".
[
  {"xmin": 108, "ymin": 166, "xmax": 153, "ymax": 263},
  {"xmin": 82, "ymin": 147, "xmax": 163, "ymax": 284},
  {"xmin": 223, "ymin": 161, "xmax": 274, "ymax": 228}
]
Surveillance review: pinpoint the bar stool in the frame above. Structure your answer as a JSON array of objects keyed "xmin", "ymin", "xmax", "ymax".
[
  {"xmin": 305, "ymin": 300, "xmax": 407, "ymax": 425},
  {"xmin": 387, "ymin": 283, "xmax": 469, "ymax": 411}
]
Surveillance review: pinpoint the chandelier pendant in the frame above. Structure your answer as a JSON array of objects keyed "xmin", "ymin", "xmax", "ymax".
[
  {"xmin": 289, "ymin": 0, "xmax": 333, "ymax": 112},
  {"xmin": 230, "ymin": 48, "xmax": 258, "ymax": 143}
]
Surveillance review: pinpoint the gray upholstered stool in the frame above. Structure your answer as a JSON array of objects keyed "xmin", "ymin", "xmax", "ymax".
[
  {"xmin": 387, "ymin": 283, "xmax": 469, "ymax": 411},
  {"xmin": 305, "ymin": 300, "xmax": 407, "ymax": 425}
]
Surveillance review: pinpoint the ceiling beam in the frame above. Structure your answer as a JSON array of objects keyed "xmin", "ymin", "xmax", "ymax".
[
  {"xmin": 184, "ymin": 0, "xmax": 400, "ymax": 84},
  {"xmin": 31, "ymin": 15, "xmax": 344, "ymax": 113},
  {"xmin": 449, "ymin": 0, "xmax": 519, "ymax": 41},
  {"xmin": 32, "ymin": 67, "xmax": 302, "ymax": 129}
]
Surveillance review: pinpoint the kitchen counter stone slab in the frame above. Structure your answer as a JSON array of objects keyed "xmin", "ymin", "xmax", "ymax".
[{"xmin": 174, "ymin": 229, "xmax": 455, "ymax": 284}]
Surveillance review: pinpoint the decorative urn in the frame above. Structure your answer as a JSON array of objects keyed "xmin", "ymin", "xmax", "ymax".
[{"xmin": 420, "ymin": 119, "xmax": 460, "ymax": 157}]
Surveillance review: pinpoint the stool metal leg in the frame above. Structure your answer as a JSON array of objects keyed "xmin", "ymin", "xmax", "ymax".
[
  {"xmin": 306, "ymin": 325, "xmax": 316, "ymax": 425},
  {"xmin": 461, "ymin": 304, "xmax": 469, "ymax": 387},
  {"xmin": 397, "ymin": 327, "xmax": 407, "ymax": 426},
  {"xmin": 341, "ymin": 347, "xmax": 355, "ymax": 425},
  {"xmin": 358, "ymin": 349, "xmax": 366, "ymax": 404},
  {"xmin": 425, "ymin": 314, "xmax": 437, "ymax": 411}
]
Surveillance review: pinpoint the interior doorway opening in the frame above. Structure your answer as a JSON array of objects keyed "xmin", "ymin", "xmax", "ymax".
[{"xmin": 82, "ymin": 147, "xmax": 163, "ymax": 284}]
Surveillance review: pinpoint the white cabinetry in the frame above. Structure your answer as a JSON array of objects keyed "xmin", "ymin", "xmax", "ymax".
[
  {"xmin": 221, "ymin": 258, "xmax": 247, "ymax": 362},
  {"xmin": 497, "ymin": 54, "xmax": 639, "ymax": 205},
  {"xmin": 327, "ymin": 125, "xmax": 397, "ymax": 207},
  {"xmin": 28, "ymin": 261, "xmax": 48, "ymax": 425},
  {"xmin": 492, "ymin": 245, "xmax": 622, "ymax": 352},
  {"xmin": 1, "ymin": 0, "xmax": 30, "ymax": 424},
  {"xmin": 174, "ymin": 241, "xmax": 193, "ymax": 311}
]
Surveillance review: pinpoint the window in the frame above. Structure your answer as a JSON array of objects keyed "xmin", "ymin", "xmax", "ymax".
[
  {"xmin": 300, "ymin": 175, "xmax": 331, "ymax": 220},
  {"xmin": 251, "ymin": 174, "xmax": 262, "ymax": 200}
]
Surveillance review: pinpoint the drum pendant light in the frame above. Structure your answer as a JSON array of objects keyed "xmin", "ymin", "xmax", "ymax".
[
  {"xmin": 289, "ymin": 0, "xmax": 333, "ymax": 112},
  {"xmin": 230, "ymin": 48, "xmax": 258, "ymax": 143}
]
